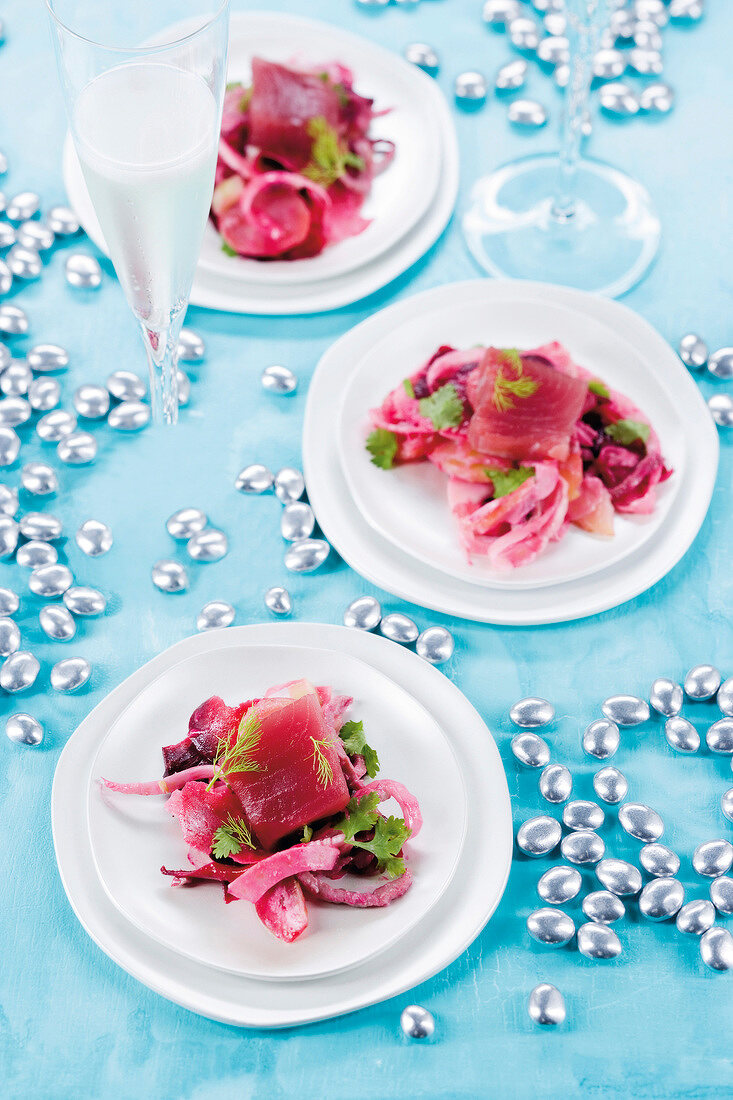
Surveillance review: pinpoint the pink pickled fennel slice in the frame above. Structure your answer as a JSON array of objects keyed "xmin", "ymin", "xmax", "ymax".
[
  {"xmin": 353, "ymin": 778, "xmax": 423, "ymax": 838},
  {"xmin": 298, "ymin": 868, "xmax": 413, "ymax": 907},
  {"xmin": 254, "ymin": 877, "xmax": 309, "ymax": 942},
  {"xmin": 100, "ymin": 764, "xmax": 216, "ymax": 796},
  {"xmin": 227, "ymin": 838, "xmax": 343, "ymax": 904}
]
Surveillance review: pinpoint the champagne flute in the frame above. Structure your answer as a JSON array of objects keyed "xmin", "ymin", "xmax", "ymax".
[
  {"xmin": 463, "ymin": 0, "xmax": 661, "ymax": 298},
  {"xmin": 46, "ymin": 1, "xmax": 230, "ymax": 424}
]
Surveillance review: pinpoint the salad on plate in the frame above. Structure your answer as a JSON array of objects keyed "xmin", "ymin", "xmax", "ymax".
[{"xmin": 101, "ymin": 678, "xmax": 420, "ymax": 943}]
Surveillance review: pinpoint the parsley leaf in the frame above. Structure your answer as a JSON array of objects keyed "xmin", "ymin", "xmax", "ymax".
[
  {"xmin": 485, "ymin": 465, "xmax": 535, "ymax": 499},
  {"xmin": 588, "ymin": 379, "xmax": 610, "ymax": 399},
  {"xmin": 418, "ymin": 382, "xmax": 464, "ymax": 430},
  {"xmin": 335, "ymin": 793, "xmax": 411, "ymax": 879},
  {"xmin": 211, "ymin": 813, "xmax": 255, "ymax": 859},
  {"xmin": 604, "ymin": 418, "xmax": 650, "ymax": 446},
  {"xmin": 403, "ymin": 378, "xmax": 415, "ymax": 398},
  {"xmin": 221, "ymin": 241, "xmax": 238, "ymax": 257},
  {"xmin": 366, "ymin": 428, "xmax": 398, "ymax": 470},
  {"xmin": 302, "ymin": 116, "xmax": 365, "ymax": 188},
  {"xmin": 339, "ymin": 720, "xmax": 380, "ymax": 778}
]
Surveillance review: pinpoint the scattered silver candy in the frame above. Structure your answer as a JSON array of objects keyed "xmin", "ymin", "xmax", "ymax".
[
  {"xmin": 509, "ymin": 697, "xmax": 554, "ymax": 728},
  {"xmin": 187, "ymin": 528, "xmax": 228, "ymax": 563},
  {"xmin": 563, "ymin": 800, "xmax": 604, "ymax": 832},
  {"xmin": 400, "ymin": 1005, "xmax": 434, "ymax": 1040},
  {"xmin": 527, "ymin": 984, "xmax": 565, "ymax": 1027},
  {"xmin": 281, "ymin": 501, "xmax": 315, "ymax": 542},
  {"xmin": 0, "ymin": 259, "xmax": 11, "ymax": 296},
  {"xmin": 544, "ymin": 11, "xmax": 566, "ymax": 36},
  {"xmin": 708, "ymin": 348, "xmax": 733, "ymax": 381},
  {"xmin": 537, "ymin": 36, "xmax": 568, "ymax": 66},
  {"xmin": 0, "ymin": 650, "xmax": 39, "ymax": 692},
  {"xmin": 62, "ymin": 585, "xmax": 106, "ymax": 616},
  {"xmin": 628, "ymin": 48, "xmax": 663, "ymax": 76},
  {"xmin": 19, "ymin": 512, "xmax": 62, "ymax": 541},
  {"xmin": 483, "ymin": 0, "xmax": 521, "ymax": 26},
  {"xmin": 510, "ymin": 731, "xmax": 550, "ymax": 768},
  {"xmin": 274, "ymin": 467, "xmax": 305, "ymax": 504},
  {"xmin": 29, "ymin": 377, "xmax": 61, "ymax": 412},
  {"xmin": 75, "ymin": 519, "xmax": 112, "ymax": 557},
  {"xmin": 0, "ymin": 344, "xmax": 9, "ymax": 369},
  {"xmin": 618, "ymin": 802, "xmax": 663, "ymax": 843},
  {"xmin": 166, "ymin": 508, "xmax": 207, "ymax": 541},
  {"xmin": 1, "ymin": 363, "xmax": 32, "ymax": 396},
  {"xmin": 670, "ymin": 0, "xmax": 705, "ymax": 23},
  {"xmin": 18, "ymin": 221, "xmax": 54, "ymax": 252},
  {"xmin": 598, "ymin": 82, "xmax": 639, "ymax": 117},
  {"xmin": 343, "ymin": 595, "xmax": 381, "ymax": 631},
  {"xmin": 0, "ymin": 485, "xmax": 18, "ymax": 517},
  {"xmin": 593, "ymin": 48, "xmax": 625, "ymax": 80},
  {"xmin": 709, "ymin": 394, "xmax": 733, "ymax": 428},
  {"xmin": 684, "ymin": 664, "xmax": 721, "ymax": 700},
  {"xmin": 582, "ymin": 718, "xmax": 619, "ymax": 760},
  {"xmin": 6, "ymin": 713, "xmax": 43, "ymax": 746},
  {"xmin": 650, "ymin": 677, "xmax": 683, "ymax": 717},
  {"xmin": 51, "ymin": 656, "xmax": 90, "ymax": 693},
  {"xmin": 495, "ymin": 58, "xmax": 527, "ymax": 91},
  {"xmin": 262, "ymin": 364, "xmax": 297, "ymax": 395},
  {"xmin": 561, "ymin": 830, "xmax": 605, "ymax": 866},
  {"xmin": 0, "ymin": 515, "xmax": 18, "ymax": 557},
  {"xmin": 577, "ymin": 922, "xmax": 621, "ymax": 960},
  {"xmin": 21, "ymin": 461, "xmax": 58, "ymax": 495},
  {"xmin": 676, "ymin": 899, "xmax": 715, "ymax": 935},
  {"xmin": 639, "ymin": 82, "xmax": 675, "ymax": 114},
  {"xmin": 235, "ymin": 464, "xmax": 274, "ymax": 494},
  {"xmin": 582, "ymin": 891, "xmax": 625, "ymax": 924},
  {"xmin": 596, "ymin": 858, "xmax": 642, "ymax": 896},
  {"xmin": 0, "ymin": 224, "xmax": 16, "ymax": 249},
  {"xmin": 516, "ymin": 816, "xmax": 561, "ymax": 858},
  {"xmin": 633, "ymin": 22, "xmax": 663, "ymax": 50},
  {"xmin": 284, "ymin": 538, "xmax": 330, "ymax": 574},
  {"xmin": 507, "ymin": 99, "xmax": 547, "ymax": 128},
  {"xmin": 39, "ymin": 604, "xmax": 76, "ymax": 641},
  {"xmin": 5, "ymin": 192, "xmax": 40, "ymax": 222},
  {"xmin": 707, "ymin": 718, "xmax": 733, "ymax": 755},
  {"xmin": 677, "ymin": 333, "xmax": 708, "ymax": 370},
  {"xmin": 73, "ymin": 384, "xmax": 110, "ymax": 419},
  {"xmin": 665, "ymin": 715, "xmax": 700, "ymax": 753},
  {"xmin": 527, "ymin": 908, "xmax": 575, "ymax": 947},
  {"xmin": 509, "ymin": 15, "xmax": 540, "ymax": 51},
  {"xmin": 58, "ymin": 431, "xmax": 97, "ymax": 465},
  {"xmin": 539, "ymin": 763, "xmax": 572, "ymax": 804},
  {"xmin": 635, "ymin": 0, "xmax": 669, "ymax": 27},
  {"xmin": 16, "ymin": 541, "xmax": 58, "ymax": 569},
  {"xmin": 36, "ymin": 409, "xmax": 77, "ymax": 442},
  {"xmin": 415, "ymin": 627, "xmax": 453, "ymax": 665},
  {"xmin": 640, "ymin": 843, "xmax": 680, "ymax": 878},
  {"xmin": 454, "ymin": 71, "xmax": 487, "ymax": 103},
  {"xmin": 601, "ymin": 694, "xmax": 649, "ymax": 726},
  {"xmin": 0, "ymin": 305, "xmax": 29, "ymax": 336},
  {"xmin": 65, "ymin": 252, "xmax": 102, "ymax": 289},
  {"xmin": 718, "ymin": 678, "xmax": 733, "ymax": 717},
  {"xmin": 692, "ymin": 839, "xmax": 733, "ymax": 878},
  {"xmin": 380, "ymin": 613, "xmax": 419, "ymax": 645},
  {"xmin": 177, "ymin": 328, "xmax": 205, "ymax": 363},
  {"xmin": 46, "ymin": 205, "xmax": 79, "ymax": 236},
  {"xmin": 151, "ymin": 559, "xmax": 189, "ymax": 594},
  {"xmin": 0, "ymin": 587, "xmax": 19, "ymax": 614},
  {"xmin": 537, "ymin": 865, "xmax": 581, "ymax": 905},
  {"xmin": 107, "ymin": 401, "xmax": 150, "ymax": 432},
  {"xmin": 7, "ymin": 246, "xmax": 41, "ymax": 280},
  {"xmin": 196, "ymin": 600, "xmax": 235, "ymax": 631},
  {"xmin": 0, "ymin": 426, "xmax": 20, "ymax": 466},
  {"xmin": 722, "ymin": 789, "xmax": 733, "ymax": 824},
  {"xmin": 264, "ymin": 586, "xmax": 292, "ymax": 616},
  {"xmin": 29, "ymin": 563, "xmax": 73, "ymax": 597},
  {"xmin": 710, "ymin": 877, "xmax": 733, "ymax": 917},
  {"xmin": 0, "ymin": 616, "xmax": 20, "ymax": 656},
  {"xmin": 176, "ymin": 369, "xmax": 190, "ymax": 407},
  {"xmin": 106, "ymin": 370, "xmax": 146, "ymax": 401},
  {"xmin": 700, "ymin": 927, "xmax": 733, "ymax": 972}
]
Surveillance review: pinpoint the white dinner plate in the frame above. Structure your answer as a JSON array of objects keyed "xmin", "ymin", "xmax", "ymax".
[
  {"xmin": 61, "ymin": 12, "xmax": 458, "ymax": 315},
  {"xmin": 304, "ymin": 281, "xmax": 718, "ymax": 623},
  {"xmin": 88, "ymin": 643, "xmax": 466, "ymax": 982},
  {"xmin": 52, "ymin": 624, "xmax": 512, "ymax": 1028},
  {"xmin": 337, "ymin": 294, "xmax": 684, "ymax": 590}
]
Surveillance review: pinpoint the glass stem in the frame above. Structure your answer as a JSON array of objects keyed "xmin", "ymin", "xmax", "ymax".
[
  {"xmin": 140, "ymin": 311, "xmax": 183, "ymax": 426},
  {"xmin": 552, "ymin": 0, "xmax": 610, "ymax": 222}
]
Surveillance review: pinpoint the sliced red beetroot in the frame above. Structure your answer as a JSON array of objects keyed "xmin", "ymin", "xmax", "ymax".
[
  {"xmin": 255, "ymin": 877, "xmax": 309, "ymax": 942},
  {"xmin": 248, "ymin": 58, "xmax": 342, "ymax": 169},
  {"xmin": 187, "ymin": 695, "xmax": 238, "ymax": 759},
  {"xmin": 160, "ymin": 861, "xmax": 247, "ymax": 885},
  {"xmin": 298, "ymin": 868, "xmax": 413, "ymax": 908},
  {"xmin": 166, "ymin": 780, "xmax": 244, "ymax": 857}
]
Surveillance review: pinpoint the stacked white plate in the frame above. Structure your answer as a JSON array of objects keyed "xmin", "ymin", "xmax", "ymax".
[
  {"xmin": 304, "ymin": 280, "xmax": 719, "ymax": 624},
  {"xmin": 62, "ymin": 12, "xmax": 459, "ymax": 316},
  {"xmin": 53, "ymin": 623, "xmax": 512, "ymax": 1027}
]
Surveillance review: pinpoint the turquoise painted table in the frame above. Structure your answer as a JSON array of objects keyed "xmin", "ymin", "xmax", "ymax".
[{"xmin": 2, "ymin": 1, "xmax": 732, "ymax": 1096}]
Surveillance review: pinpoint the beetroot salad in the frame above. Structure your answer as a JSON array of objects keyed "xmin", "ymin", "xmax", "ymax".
[
  {"xmin": 366, "ymin": 341, "xmax": 673, "ymax": 571},
  {"xmin": 211, "ymin": 58, "xmax": 394, "ymax": 261},
  {"xmin": 101, "ymin": 679, "xmax": 420, "ymax": 943}
]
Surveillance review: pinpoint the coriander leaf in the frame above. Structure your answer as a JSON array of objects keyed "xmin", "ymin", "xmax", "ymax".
[
  {"xmin": 211, "ymin": 813, "xmax": 255, "ymax": 859},
  {"xmin": 604, "ymin": 418, "xmax": 650, "ymax": 446},
  {"xmin": 403, "ymin": 378, "xmax": 415, "ymax": 399},
  {"xmin": 484, "ymin": 465, "xmax": 535, "ymax": 499},
  {"xmin": 588, "ymin": 379, "xmax": 610, "ymax": 399},
  {"xmin": 339, "ymin": 720, "xmax": 380, "ymax": 778},
  {"xmin": 302, "ymin": 116, "xmax": 365, "ymax": 188},
  {"xmin": 221, "ymin": 241, "xmax": 238, "ymax": 257},
  {"xmin": 333, "ymin": 795, "xmax": 411, "ymax": 878},
  {"xmin": 366, "ymin": 428, "xmax": 398, "ymax": 470},
  {"xmin": 338, "ymin": 792, "xmax": 381, "ymax": 842},
  {"xmin": 418, "ymin": 382, "xmax": 464, "ymax": 430}
]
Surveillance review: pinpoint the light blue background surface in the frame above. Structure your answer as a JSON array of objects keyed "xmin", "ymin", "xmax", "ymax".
[{"xmin": 1, "ymin": 1, "xmax": 732, "ymax": 1097}]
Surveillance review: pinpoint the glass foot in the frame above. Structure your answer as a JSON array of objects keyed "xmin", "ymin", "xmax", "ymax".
[{"xmin": 463, "ymin": 153, "xmax": 661, "ymax": 299}]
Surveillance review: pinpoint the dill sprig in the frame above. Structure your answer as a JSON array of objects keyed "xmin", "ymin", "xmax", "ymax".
[
  {"xmin": 492, "ymin": 350, "xmax": 538, "ymax": 413},
  {"xmin": 211, "ymin": 813, "xmax": 255, "ymax": 859},
  {"xmin": 206, "ymin": 707, "xmax": 263, "ymax": 792},
  {"xmin": 310, "ymin": 736, "xmax": 334, "ymax": 789}
]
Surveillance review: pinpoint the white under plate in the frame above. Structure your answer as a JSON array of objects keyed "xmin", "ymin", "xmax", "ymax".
[
  {"xmin": 52, "ymin": 624, "xmax": 512, "ymax": 1028},
  {"xmin": 88, "ymin": 643, "xmax": 466, "ymax": 982},
  {"xmin": 305, "ymin": 281, "xmax": 718, "ymax": 623},
  {"xmin": 338, "ymin": 294, "xmax": 684, "ymax": 590}
]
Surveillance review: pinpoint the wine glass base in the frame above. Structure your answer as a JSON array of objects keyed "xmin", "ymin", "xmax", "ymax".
[{"xmin": 463, "ymin": 154, "xmax": 661, "ymax": 299}]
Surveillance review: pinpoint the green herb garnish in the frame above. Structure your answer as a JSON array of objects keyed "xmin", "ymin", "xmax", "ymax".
[
  {"xmin": 221, "ymin": 241, "xmax": 238, "ymax": 257},
  {"xmin": 492, "ymin": 349, "xmax": 539, "ymax": 412},
  {"xmin": 403, "ymin": 378, "xmax": 415, "ymax": 399},
  {"xmin": 604, "ymin": 418, "xmax": 650, "ymax": 446},
  {"xmin": 366, "ymin": 428, "xmax": 398, "ymax": 470},
  {"xmin": 339, "ymin": 720, "xmax": 380, "ymax": 779},
  {"xmin": 302, "ymin": 116, "xmax": 365, "ymax": 188},
  {"xmin": 301, "ymin": 824, "xmax": 313, "ymax": 843},
  {"xmin": 335, "ymin": 793, "xmax": 411, "ymax": 879},
  {"xmin": 418, "ymin": 382, "xmax": 464, "ymax": 430},
  {"xmin": 206, "ymin": 707, "xmax": 262, "ymax": 792},
  {"xmin": 211, "ymin": 813, "xmax": 255, "ymax": 859},
  {"xmin": 588, "ymin": 379, "xmax": 610, "ymax": 399},
  {"xmin": 484, "ymin": 465, "xmax": 535, "ymax": 499},
  {"xmin": 310, "ymin": 736, "xmax": 335, "ymax": 789}
]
